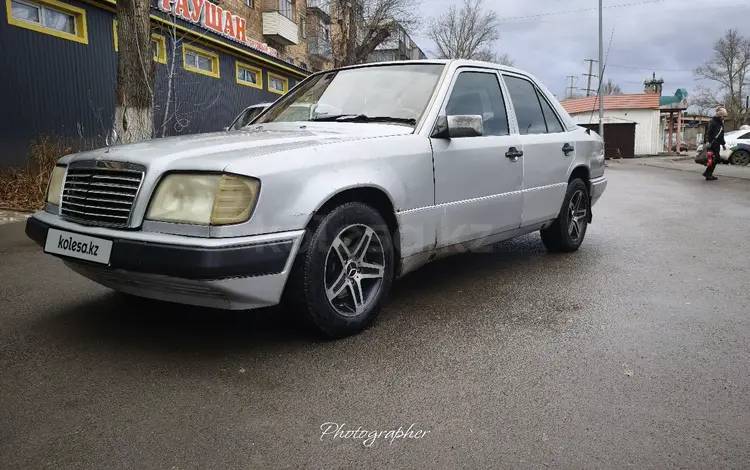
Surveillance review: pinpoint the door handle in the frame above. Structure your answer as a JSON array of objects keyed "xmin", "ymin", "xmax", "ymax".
[
  {"xmin": 562, "ymin": 143, "xmax": 575, "ymax": 155},
  {"xmin": 505, "ymin": 147, "xmax": 523, "ymax": 161}
]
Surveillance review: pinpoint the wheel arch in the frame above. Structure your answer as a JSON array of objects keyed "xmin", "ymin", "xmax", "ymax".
[
  {"xmin": 307, "ymin": 185, "xmax": 402, "ymax": 276},
  {"xmin": 568, "ymin": 165, "xmax": 592, "ymax": 223}
]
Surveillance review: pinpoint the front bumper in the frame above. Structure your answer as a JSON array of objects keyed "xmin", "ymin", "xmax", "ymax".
[{"xmin": 25, "ymin": 212, "xmax": 305, "ymax": 310}]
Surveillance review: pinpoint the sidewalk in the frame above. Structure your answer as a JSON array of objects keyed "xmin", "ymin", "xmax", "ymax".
[
  {"xmin": 615, "ymin": 156, "xmax": 750, "ymax": 180},
  {"xmin": 0, "ymin": 210, "xmax": 31, "ymax": 226}
]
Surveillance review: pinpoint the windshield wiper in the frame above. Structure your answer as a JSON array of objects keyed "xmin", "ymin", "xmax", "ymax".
[{"xmin": 310, "ymin": 114, "xmax": 416, "ymax": 126}]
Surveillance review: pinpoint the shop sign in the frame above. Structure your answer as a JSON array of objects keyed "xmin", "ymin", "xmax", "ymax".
[{"xmin": 159, "ymin": 0, "xmax": 278, "ymax": 57}]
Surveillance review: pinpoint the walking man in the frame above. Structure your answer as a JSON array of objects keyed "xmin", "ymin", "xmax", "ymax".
[{"xmin": 704, "ymin": 107, "xmax": 727, "ymax": 181}]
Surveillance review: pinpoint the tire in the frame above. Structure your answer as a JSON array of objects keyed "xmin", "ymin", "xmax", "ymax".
[
  {"xmin": 730, "ymin": 150, "xmax": 750, "ymax": 166},
  {"xmin": 284, "ymin": 202, "xmax": 395, "ymax": 338},
  {"xmin": 540, "ymin": 178, "xmax": 590, "ymax": 253}
]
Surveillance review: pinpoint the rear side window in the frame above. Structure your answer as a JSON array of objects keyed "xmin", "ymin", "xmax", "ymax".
[
  {"xmin": 503, "ymin": 75, "xmax": 549, "ymax": 135},
  {"xmin": 538, "ymin": 94, "xmax": 564, "ymax": 133},
  {"xmin": 445, "ymin": 71, "xmax": 510, "ymax": 136}
]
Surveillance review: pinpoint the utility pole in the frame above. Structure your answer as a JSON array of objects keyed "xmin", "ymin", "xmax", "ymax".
[
  {"xmin": 565, "ymin": 76, "xmax": 577, "ymax": 99},
  {"xmin": 598, "ymin": 0, "xmax": 604, "ymax": 139},
  {"xmin": 582, "ymin": 59, "xmax": 598, "ymax": 97}
]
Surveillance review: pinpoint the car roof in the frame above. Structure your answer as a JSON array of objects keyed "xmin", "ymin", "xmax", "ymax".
[{"xmin": 332, "ymin": 58, "xmax": 528, "ymax": 76}]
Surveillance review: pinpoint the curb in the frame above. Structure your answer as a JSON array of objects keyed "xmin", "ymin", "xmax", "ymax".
[{"xmin": 633, "ymin": 160, "xmax": 750, "ymax": 180}]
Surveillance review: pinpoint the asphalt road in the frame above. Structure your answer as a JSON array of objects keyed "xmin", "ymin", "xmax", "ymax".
[{"xmin": 2, "ymin": 163, "xmax": 750, "ymax": 469}]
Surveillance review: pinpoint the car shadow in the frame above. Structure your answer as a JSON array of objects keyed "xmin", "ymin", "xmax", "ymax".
[{"xmin": 41, "ymin": 232, "xmax": 579, "ymax": 356}]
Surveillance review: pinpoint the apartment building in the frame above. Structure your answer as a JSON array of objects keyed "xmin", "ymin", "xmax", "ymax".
[
  {"xmin": 1, "ymin": 0, "xmax": 316, "ymax": 166},
  {"xmin": 368, "ymin": 22, "xmax": 426, "ymax": 63}
]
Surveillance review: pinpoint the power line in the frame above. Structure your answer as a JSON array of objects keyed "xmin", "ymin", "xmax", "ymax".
[
  {"xmin": 496, "ymin": 0, "xmax": 666, "ymax": 21},
  {"xmin": 495, "ymin": 2, "xmax": 749, "ymax": 24},
  {"xmin": 565, "ymin": 75, "xmax": 578, "ymax": 99},
  {"xmin": 606, "ymin": 63, "xmax": 693, "ymax": 72},
  {"xmin": 582, "ymin": 59, "xmax": 598, "ymax": 97}
]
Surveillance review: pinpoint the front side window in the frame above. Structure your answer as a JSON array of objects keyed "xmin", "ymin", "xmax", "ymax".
[
  {"xmin": 256, "ymin": 63, "xmax": 446, "ymax": 126},
  {"xmin": 444, "ymin": 71, "xmax": 509, "ymax": 137},
  {"xmin": 504, "ymin": 75, "xmax": 548, "ymax": 135}
]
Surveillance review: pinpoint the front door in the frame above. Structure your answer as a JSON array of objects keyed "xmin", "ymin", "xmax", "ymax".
[
  {"xmin": 502, "ymin": 74, "xmax": 574, "ymax": 226},
  {"xmin": 430, "ymin": 69, "xmax": 524, "ymax": 248}
]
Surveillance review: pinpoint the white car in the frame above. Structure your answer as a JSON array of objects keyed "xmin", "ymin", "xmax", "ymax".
[
  {"xmin": 225, "ymin": 102, "xmax": 272, "ymax": 131},
  {"xmin": 697, "ymin": 125, "xmax": 750, "ymax": 166}
]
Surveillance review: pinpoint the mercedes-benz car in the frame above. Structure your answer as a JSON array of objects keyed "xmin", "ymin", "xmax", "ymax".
[{"xmin": 26, "ymin": 59, "xmax": 607, "ymax": 338}]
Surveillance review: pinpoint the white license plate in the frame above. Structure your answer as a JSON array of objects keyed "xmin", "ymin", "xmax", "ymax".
[{"xmin": 44, "ymin": 228, "xmax": 113, "ymax": 265}]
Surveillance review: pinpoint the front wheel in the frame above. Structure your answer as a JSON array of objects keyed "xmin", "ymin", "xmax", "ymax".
[
  {"xmin": 540, "ymin": 178, "xmax": 590, "ymax": 253},
  {"xmin": 286, "ymin": 202, "xmax": 395, "ymax": 338},
  {"xmin": 730, "ymin": 150, "xmax": 750, "ymax": 166}
]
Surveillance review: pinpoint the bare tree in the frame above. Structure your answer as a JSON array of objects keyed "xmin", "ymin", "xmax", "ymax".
[
  {"xmin": 427, "ymin": 0, "xmax": 512, "ymax": 65},
  {"xmin": 603, "ymin": 79, "xmax": 622, "ymax": 95},
  {"xmin": 329, "ymin": 0, "xmax": 423, "ymax": 68},
  {"xmin": 155, "ymin": 19, "xmax": 223, "ymax": 137},
  {"xmin": 694, "ymin": 29, "xmax": 750, "ymax": 124},
  {"xmin": 114, "ymin": 0, "xmax": 155, "ymax": 144}
]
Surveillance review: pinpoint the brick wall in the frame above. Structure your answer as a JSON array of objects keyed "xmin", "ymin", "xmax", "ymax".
[
  {"xmin": 284, "ymin": 0, "xmax": 310, "ymax": 68},
  {"xmin": 217, "ymin": 0, "xmax": 309, "ymax": 69}
]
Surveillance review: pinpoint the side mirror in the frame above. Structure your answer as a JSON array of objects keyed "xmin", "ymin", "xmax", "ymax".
[
  {"xmin": 223, "ymin": 126, "xmax": 229, "ymax": 131},
  {"xmin": 431, "ymin": 115, "xmax": 484, "ymax": 139}
]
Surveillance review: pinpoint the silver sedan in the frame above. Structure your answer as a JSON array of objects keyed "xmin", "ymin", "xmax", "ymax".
[{"xmin": 27, "ymin": 59, "xmax": 607, "ymax": 338}]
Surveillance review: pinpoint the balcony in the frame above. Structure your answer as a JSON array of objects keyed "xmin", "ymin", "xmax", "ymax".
[
  {"xmin": 261, "ymin": 0, "xmax": 299, "ymax": 45},
  {"xmin": 308, "ymin": 36, "xmax": 333, "ymax": 60},
  {"xmin": 307, "ymin": 0, "xmax": 330, "ymax": 18}
]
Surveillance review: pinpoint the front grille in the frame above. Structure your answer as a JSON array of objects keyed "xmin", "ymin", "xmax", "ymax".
[{"xmin": 60, "ymin": 162, "xmax": 145, "ymax": 228}]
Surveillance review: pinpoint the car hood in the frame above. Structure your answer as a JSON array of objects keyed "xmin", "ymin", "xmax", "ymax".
[{"xmin": 60, "ymin": 123, "xmax": 413, "ymax": 172}]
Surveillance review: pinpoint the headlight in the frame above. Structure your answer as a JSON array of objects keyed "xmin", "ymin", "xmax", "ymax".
[
  {"xmin": 45, "ymin": 165, "xmax": 66, "ymax": 206},
  {"xmin": 146, "ymin": 173, "xmax": 260, "ymax": 226}
]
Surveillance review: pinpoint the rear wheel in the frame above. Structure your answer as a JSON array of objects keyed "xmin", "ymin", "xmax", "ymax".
[
  {"xmin": 540, "ymin": 178, "xmax": 590, "ymax": 253},
  {"xmin": 285, "ymin": 202, "xmax": 394, "ymax": 338},
  {"xmin": 730, "ymin": 150, "xmax": 750, "ymax": 166}
]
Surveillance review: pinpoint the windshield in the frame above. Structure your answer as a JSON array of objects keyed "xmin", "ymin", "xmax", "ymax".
[{"xmin": 255, "ymin": 63, "xmax": 446, "ymax": 127}]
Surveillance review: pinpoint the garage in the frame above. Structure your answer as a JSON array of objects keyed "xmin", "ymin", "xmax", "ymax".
[{"xmin": 579, "ymin": 121, "xmax": 637, "ymax": 159}]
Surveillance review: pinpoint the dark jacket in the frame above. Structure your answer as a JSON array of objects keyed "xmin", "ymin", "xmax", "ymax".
[{"xmin": 706, "ymin": 116, "xmax": 725, "ymax": 152}]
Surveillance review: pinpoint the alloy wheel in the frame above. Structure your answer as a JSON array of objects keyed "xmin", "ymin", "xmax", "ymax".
[
  {"xmin": 733, "ymin": 150, "xmax": 750, "ymax": 166},
  {"xmin": 568, "ymin": 189, "xmax": 587, "ymax": 242},
  {"xmin": 324, "ymin": 224, "xmax": 386, "ymax": 317}
]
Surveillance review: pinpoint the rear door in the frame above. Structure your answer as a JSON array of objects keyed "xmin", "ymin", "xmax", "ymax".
[
  {"xmin": 501, "ymin": 73, "xmax": 575, "ymax": 227},
  {"xmin": 430, "ymin": 68, "xmax": 524, "ymax": 248}
]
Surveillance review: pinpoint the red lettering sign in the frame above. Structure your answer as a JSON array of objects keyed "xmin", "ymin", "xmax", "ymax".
[
  {"xmin": 223, "ymin": 10, "xmax": 235, "ymax": 38},
  {"xmin": 204, "ymin": 2, "xmax": 223, "ymax": 31},
  {"xmin": 157, "ymin": 0, "xmax": 278, "ymax": 58},
  {"xmin": 190, "ymin": 0, "xmax": 204, "ymax": 22},
  {"xmin": 174, "ymin": 0, "xmax": 190, "ymax": 18},
  {"xmin": 234, "ymin": 16, "xmax": 246, "ymax": 42}
]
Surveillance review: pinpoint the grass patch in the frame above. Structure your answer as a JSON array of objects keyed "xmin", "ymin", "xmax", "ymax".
[{"xmin": 0, "ymin": 135, "xmax": 73, "ymax": 212}]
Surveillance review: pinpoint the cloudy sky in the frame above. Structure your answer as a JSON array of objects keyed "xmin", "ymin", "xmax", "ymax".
[{"xmin": 412, "ymin": 0, "xmax": 750, "ymax": 100}]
